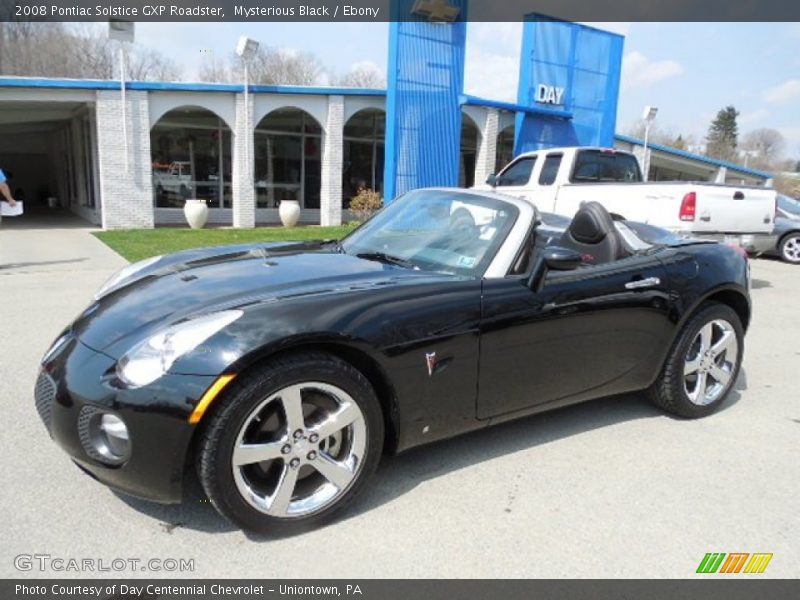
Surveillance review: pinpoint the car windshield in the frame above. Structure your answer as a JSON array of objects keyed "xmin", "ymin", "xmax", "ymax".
[
  {"xmin": 342, "ymin": 190, "xmax": 519, "ymax": 277},
  {"xmin": 778, "ymin": 195, "xmax": 800, "ymax": 217}
]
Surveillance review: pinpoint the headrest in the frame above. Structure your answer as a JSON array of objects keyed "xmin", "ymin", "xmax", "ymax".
[{"xmin": 568, "ymin": 202, "xmax": 616, "ymax": 245}]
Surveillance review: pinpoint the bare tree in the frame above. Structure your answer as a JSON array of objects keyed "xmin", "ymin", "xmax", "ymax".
[
  {"xmin": 198, "ymin": 46, "xmax": 327, "ymax": 86},
  {"xmin": 334, "ymin": 62, "xmax": 386, "ymax": 88},
  {"xmin": 625, "ymin": 120, "xmax": 695, "ymax": 151},
  {"xmin": 0, "ymin": 22, "xmax": 181, "ymax": 81},
  {"xmin": 248, "ymin": 47, "xmax": 326, "ymax": 85},
  {"xmin": 126, "ymin": 48, "xmax": 182, "ymax": 81},
  {"xmin": 740, "ymin": 128, "xmax": 786, "ymax": 170},
  {"xmin": 197, "ymin": 55, "xmax": 234, "ymax": 83}
]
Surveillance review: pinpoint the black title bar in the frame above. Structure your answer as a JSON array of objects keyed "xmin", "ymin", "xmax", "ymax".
[
  {"xmin": 1, "ymin": 0, "xmax": 800, "ymax": 22},
  {"xmin": 3, "ymin": 579, "xmax": 800, "ymax": 600}
]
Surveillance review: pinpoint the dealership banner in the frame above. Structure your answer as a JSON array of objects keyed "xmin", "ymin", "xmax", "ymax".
[
  {"xmin": 1, "ymin": 0, "xmax": 800, "ymax": 22},
  {"xmin": 3, "ymin": 579, "xmax": 800, "ymax": 599}
]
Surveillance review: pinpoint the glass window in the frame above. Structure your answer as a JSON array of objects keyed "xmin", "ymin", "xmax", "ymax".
[
  {"xmin": 342, "ymin": 189, "xmax": 519, "ymax": 277},
  {"xmin": 496, "ymin": 157, "xmax": 536, "ymax": 186},
  {"xmin": 571, "ymin": 150, "xmax": 642, "ymax": 183},
  {"xmin": 343, "ymin": 109, "xmax": 386, "ymax": 208},
  {"xmin": 538, "ymin": 154, "xmax": 562, "ymax": 185},
  {"xmin": 254, "ymin": 109, "xmax": 322, "ymax": 209},
  {"xmin": 459, "ymin": 115, "xmax": 479, "ymax": 188},
  {"xmin": 495, "ymin": 124, "xmax": 515, "ymax": 174},
  {"xmin": 151, "ymin": 107, "xmax": 232, "ymax": 209}
]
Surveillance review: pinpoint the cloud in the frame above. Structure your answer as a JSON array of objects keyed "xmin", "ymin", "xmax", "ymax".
[
  {"xmin": 346, "ymin": 60, "xmax": 384, "ymax": 76},
  {"xmin": 739, "ymin": 109, "xmax": 771, "ymax": 125},
  {"xmin": 762, "ymin": 80, "xmax": 800, "ymax": 105},
  {"xmin": 468, "ymin": 22, "xmax": 523, "ymax": 53},
  {"xmin": 621, "ymin": 51, "xmax": 684, "ymax": 90},
  {"xmin": 583, "ymin": 22, "xmax": 633, "ymax": 36},
  {"xmin": 463, "ymin": 47, "xmax": 518, "ymax": 102}
]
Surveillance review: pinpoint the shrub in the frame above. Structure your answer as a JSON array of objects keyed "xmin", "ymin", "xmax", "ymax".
[{"xmin": 349, "ymin": 188, "xmax": 383, "ymax": 222}]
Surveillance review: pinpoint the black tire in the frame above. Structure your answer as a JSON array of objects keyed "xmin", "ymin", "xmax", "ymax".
[
  {"xmin": 648, "ymin": 302, "xmax": 743, "ymax": 418},
  {"xmin": 779, "ymin": 232, "xmax": 800, "ymax": 264},
  {"xmin": 198, "ymin": 351, "xmax": 384, "ymax": 534}
]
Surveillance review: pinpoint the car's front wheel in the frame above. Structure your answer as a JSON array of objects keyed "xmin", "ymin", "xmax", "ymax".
[
  {"xmin": 779, "ymin": 233, "xmax": 800, "ymax": 264},
  {"xmin": 648, "ymin": 302, "xmax": 743, "ymax": 418},
  {"xmin": 198, "ymin": 351, "xmax": 383, "ymax": 534}
]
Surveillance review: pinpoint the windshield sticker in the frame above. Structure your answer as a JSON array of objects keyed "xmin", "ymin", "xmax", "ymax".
[{"xmin": 458, "ymin": 256, "xmax": 477, "ymax": 268}]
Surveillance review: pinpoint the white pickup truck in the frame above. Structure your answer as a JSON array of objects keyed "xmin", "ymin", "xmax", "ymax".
[{"xmin": 482, "ymin": 147, "xmax": 776, "ymax": 254}]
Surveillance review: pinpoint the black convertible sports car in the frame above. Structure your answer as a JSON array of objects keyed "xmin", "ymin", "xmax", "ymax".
[{"xmin": 35, "ymin": 189, "xmax": 750, "ymax": 533}]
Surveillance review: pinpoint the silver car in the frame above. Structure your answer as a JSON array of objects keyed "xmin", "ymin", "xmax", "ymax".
[{"xmin": 766, "ymin": 195, "xmax": 800, "ymax": 264}]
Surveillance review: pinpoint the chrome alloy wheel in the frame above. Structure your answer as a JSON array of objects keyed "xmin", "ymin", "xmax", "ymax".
[
  {"xmin": 231, "ymin": 382, "xmax": 367, "ymax": 518},
  {"xmin": 683, "ymin": 319, "xmax": 739, "ymax": 406},
  {"xmin": 781, "ymin": 234, "xmax": 800, "ymax": 263}
]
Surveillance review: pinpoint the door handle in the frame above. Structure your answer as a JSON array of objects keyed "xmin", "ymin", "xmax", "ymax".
[{"xmin": 625, "ymin": 276, "xmax": 661, "ymax": 290}]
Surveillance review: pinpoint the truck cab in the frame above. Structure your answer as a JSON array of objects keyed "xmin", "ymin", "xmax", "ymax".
[{"xmin": 483, "ymin": 147, "xmax": 776, "ymax": 255}]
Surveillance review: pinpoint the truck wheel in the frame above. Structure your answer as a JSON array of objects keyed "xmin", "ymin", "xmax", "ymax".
[
  {"xmin": 198, "ymin": 351, "xmax": 384, "ymax": 534},
  {"xmin": 779, "ymin": 233, "xmax": 800, "ymax": 264},
  {"xmin": 648, "ymin": 302, "xmax": 743, "ymax": 418}
]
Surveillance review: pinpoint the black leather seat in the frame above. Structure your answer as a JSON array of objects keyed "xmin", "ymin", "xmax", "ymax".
[{"xmin": 557, "ymin": 202, "xmax": 630, "ymax": 264}]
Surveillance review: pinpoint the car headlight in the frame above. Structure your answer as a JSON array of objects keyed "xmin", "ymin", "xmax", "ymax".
[
  {"xmin": 116, "ymin": 310, "xmax": 243, "ymax": 388},
  {"xmin": 94, "ymin": 255, "xmax": 163, "ymax": 300}
]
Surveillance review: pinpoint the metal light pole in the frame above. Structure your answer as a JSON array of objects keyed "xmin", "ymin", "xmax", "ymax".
[
  {"xmin": 236, "ymin": 36, "xmax": 259, "ymax": 180},
  {"xmin": 641, "ymin": 105, "xmax": 658, "ymax": 182},
  {"xmin": 108, "ymin": 20, "xmax": 135, "ymax": 173}
]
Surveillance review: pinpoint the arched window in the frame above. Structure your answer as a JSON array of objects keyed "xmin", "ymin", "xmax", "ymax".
[
  {"xmin": 254, "ymin": 108, "xmax": 322, "ymax": 209},
  {"xmin": 496, "ymin": 124, "xmax": 515, "ymax": 174},
  {"xmin": 151, "ymin": 107, "xmax": 232, "ymax": 209},
  {"xmin": 459, "ymin": 113, "xmax": 480, "ymax": 188},
  {"xmin": 343, "ymin": 109, "xmax": 385, "ymax": 207}
]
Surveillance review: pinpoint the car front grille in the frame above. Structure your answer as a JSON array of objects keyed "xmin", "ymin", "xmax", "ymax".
[{"xmin": 34, "ymin": 370, "xmax": 56, "ymax": 432}]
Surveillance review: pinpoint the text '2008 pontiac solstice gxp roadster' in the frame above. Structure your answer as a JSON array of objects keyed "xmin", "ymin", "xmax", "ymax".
[{"xmin": 35, "ymin": 189, "xmax": 750, "ymax": 533}]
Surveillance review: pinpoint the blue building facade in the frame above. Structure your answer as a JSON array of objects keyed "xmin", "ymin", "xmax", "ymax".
[{"xmin": 383, "ymin": 11, "xmax": 624, "ymax": 202}]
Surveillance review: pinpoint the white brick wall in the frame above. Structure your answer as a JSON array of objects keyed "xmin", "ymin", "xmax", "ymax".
[
  {"xmin": 320, "ymin": 95, "xmax": 344, "ymax": 226},
  {"xmin": 232, "ymin": 92, "xmax": 256, "ymax": 228},
  {"xmin": 475, "ymin": 108, "xmax": 499, "ymax": 186},
  {"xmin": 96, "ymin": 90, "xmax": 154, "ymax": 229}
]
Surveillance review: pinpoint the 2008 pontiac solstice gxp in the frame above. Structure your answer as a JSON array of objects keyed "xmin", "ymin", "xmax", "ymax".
[{"xmin": 35, "ymin": 189, "xmax": 750, "ymax": 533}]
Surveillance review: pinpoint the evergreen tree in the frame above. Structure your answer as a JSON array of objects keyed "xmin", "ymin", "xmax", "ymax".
[{"xmin": 706, "ymin": 106, "xmax": 740, "ymax": 161}]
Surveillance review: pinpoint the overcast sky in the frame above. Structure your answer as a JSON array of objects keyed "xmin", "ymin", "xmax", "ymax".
[{"xmin": 131, "ymin": 21, "xmax": 800, "ymax": 155}]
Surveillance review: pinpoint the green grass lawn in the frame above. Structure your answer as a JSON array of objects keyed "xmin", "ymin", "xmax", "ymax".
[{"xmin": 94, "ymin": 224, "xmax": 358, "ymax": 262}]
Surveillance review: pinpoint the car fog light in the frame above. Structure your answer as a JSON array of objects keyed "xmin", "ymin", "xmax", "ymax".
[
  {"xmin": 78, "ymin": 408, "xmax": 131, "ymax": 466},
  {"xmin": 100, "ymin": 414, "xmax": 130, "ymax": 457}
]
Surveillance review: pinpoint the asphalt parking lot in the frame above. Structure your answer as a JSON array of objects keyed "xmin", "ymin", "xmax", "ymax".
[{"xmin": 1, "ymin": 218, "xmax": 798, "ymax": 579}]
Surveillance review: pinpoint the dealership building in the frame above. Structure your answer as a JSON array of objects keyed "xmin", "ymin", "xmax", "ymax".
[{"xmin": 0, "ymin": 16, "xmax": 773, "ymax": 229}]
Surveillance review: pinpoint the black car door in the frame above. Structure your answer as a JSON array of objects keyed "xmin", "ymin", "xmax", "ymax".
[{"xmin": 477, "ymin": 253, "xmax": 673, "ymax": 420}]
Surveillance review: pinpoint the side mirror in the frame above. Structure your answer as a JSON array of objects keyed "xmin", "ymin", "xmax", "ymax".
[
  {"xmin": 543, "ymin": 246, "xmax": 583, "ymax": 271},
  {"xmin": 486, "ymin": 173, "xmax": 498, "ymax": 187},
  {"xmin": 527, "ymin": 246, "xmax": 583, "ymax": 292}
]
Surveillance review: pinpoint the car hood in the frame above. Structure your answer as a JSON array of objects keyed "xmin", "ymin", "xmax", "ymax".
[{"xmin": 72, "ymin": 241, "xmax": 459, "ymax": 355}]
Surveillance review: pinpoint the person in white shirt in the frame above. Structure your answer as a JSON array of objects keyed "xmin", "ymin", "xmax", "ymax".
[{"xmin": 0, "ymin": 167, "xmax": 19, "ymax": 225}]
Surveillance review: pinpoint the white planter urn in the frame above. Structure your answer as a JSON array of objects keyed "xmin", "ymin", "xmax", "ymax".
[
  {"xmin": 279, "ymin": 200, "xmax": 301, "ymax": 228},
  {"xmin": 183, "ymin": 199, "xmax": 208, "ymax": 229}
]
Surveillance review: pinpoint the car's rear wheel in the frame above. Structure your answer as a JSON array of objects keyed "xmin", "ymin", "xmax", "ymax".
[
  {"xmin": 198, "ymin": 351, "xmax": 383, "ymax": 534},
  {"xmin": 648, "ymin": 302, "xmax": 743, "ymax": 418},
  {"xmin": 779, "ymin": 233, "xmax": 800, "ymax": 264}
]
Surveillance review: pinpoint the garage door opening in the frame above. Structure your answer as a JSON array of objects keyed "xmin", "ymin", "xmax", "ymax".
[{"xmin": 0, "ymin": 100, "xmax": 99, "ymax": 225}]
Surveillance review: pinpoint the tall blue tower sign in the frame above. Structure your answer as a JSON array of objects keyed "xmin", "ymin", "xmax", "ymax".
[
  {"xmin": 514, "ymin": 16, "xmax": 624, "ymax": 154},
  {"xmin": 383, "ymin": 0, "xmax": 469, "ymax": 202}
]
